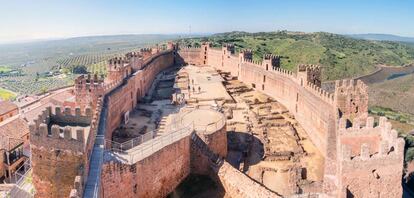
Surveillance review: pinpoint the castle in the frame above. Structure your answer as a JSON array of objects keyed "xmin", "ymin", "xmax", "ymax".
[{"xmin": 26, "ymin": 42, "xmax": 404, "ymax": 198}]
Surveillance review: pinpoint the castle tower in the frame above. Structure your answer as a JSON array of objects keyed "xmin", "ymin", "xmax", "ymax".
[
  {"xmin": 107, "ymin": 56, "xmax": 132, "ymax": 82},
  {"xmin": 262, "ymin": 54, "xmax": 281, "ymax": 71},
  {"xmin": 29, "ymin": 106, "xmax": 94, "ymax": 198},
  {"xmin": 334, "ymin": 79, "xmax": 368, "ymax": 122},
  {"xmin": 125, "ymin": 51, "xmax": 143, "ymax": 71},
  {"xmin": 222, "ymin": 43, "xmax": 235, "ymax": 55},
  {"xmin": 74, "ymin": 74, "xmax": 104, "ymax": 109},
  {"xmin": 239, "ymin": 49, "xmax": 253, "ymax": 62},
  {"xmin": 297, "ymin": 64, "xmax": 321, "ymax": 87},
  {"xmin": 201, "ymin": 42, "xmax": 210, "ymax": 65},
  {"xmin": 337, "ymin": 116, "xmax": 404, "ymax": 197}
]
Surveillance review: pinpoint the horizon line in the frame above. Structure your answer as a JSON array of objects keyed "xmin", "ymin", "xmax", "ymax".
[{"xmin": 1, "ymin": 30, "xmax": 414, "ymax": 45}]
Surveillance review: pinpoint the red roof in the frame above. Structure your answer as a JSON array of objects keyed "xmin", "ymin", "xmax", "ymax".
[
  {"xmin": 0, "ymin": 116, "xmax": 29, "ymax": 150},
  {"xmin": 0, "ymin": 101, "xmax": 18, "ymax": 116}
]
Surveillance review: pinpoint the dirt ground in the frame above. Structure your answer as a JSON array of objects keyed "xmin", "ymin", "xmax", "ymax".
[{"xmin": 220, "ymin": 71, "xmax": 324, "ymax": 196}]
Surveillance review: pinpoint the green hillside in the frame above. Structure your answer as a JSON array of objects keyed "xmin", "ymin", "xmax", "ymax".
[{"xmin": 180, "ymin": 31, "xmax": 414, "ymax": 80}]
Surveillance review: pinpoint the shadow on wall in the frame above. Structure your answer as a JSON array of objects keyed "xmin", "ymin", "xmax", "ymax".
[
  {"xmin": 167, "ymin": 174, "xmax": 226, "ymax": 198},
  {"xmin": 227, "ymin": 131, "xmax": 264, "ymax": 171}
]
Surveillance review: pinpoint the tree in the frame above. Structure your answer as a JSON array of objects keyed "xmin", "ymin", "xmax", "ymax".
[{"xmin": 72, "ymin": 65, "xmax": 88, "ymax": 74}]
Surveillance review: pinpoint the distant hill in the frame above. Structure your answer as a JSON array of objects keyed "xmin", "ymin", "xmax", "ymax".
[
  {"xmin": 179, "ymin": 31, "xmax": 414, "ymax": 80},
  {"xmin": 348, "ymin": 33, "xmax": 414, "ymax": 43}
]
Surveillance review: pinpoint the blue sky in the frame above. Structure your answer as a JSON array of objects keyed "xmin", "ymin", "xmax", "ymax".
[{"xmin": 0, "ymin": 0, "xmax": 413, "ymax": 43}]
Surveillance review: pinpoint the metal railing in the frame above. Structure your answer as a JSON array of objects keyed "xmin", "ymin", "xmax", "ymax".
[
  {"xmin": 106, "ymin": 123, "xmax": 194, "ymax": 164},
  {"xmin": 105, "ymin": 108, "xmax": 226, "ymax": 164},
  {"xmin": 105, "ymin": 130, "xmax": 156, "ymax": 153},
  {"xmin": 106, "ymin": 108, "xmax": 225, "ymax": 153}
]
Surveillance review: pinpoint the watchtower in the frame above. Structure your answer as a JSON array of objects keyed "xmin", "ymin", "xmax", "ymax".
[
  {"xmin": 297, "ymin": 64, "xmax": 321, "ymax": 87},
  {"xmin": 29, "ymin": 106, "xmax": 93, "ymax": 198},
  {"xmin": 125, "ymin": 51, "xmax": 143, "ymax": 71},
  {"xmin": 262, "ymin": 54, "xmax": 281, "ymax": 71},
  {"xmin": 107, "ymin": 56, "xmax": 132, "ymax": 82},
  {"xmin": 222, "ymin": 43, "xmax": 235, "ymax": 55},
  {"xmin": 334, "ymin": 79, "xmax": 368, "ymax": 122},
  {"xmin": 74, "ymin": 74, "xmax": 104, "ymax": 109},
  {"xmin": 239, "ymin": 49, "xmax": 253, "ymax": 62}
]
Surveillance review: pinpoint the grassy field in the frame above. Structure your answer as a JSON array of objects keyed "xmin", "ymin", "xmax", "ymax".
[
  {"xmin": 180, "ymin": 31, "xmax": 414, "ymax": 81},
  {"xmin": 0, "ymin": 88, "xmax": 17, "ymax": 100}
]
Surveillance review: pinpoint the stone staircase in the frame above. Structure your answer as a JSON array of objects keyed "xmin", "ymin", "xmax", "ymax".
[
  {"xmin": 156, "ymin": 116, "xmax": 169, "ymax": 136},
  {"xmin": 190, "ymin": 133, "xmax": 223, "ymax": 170}
]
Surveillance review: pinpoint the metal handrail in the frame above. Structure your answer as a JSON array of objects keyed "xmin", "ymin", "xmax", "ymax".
[
  {"xmin": 106, "ymin": 109, "xmax": 225, "ymax": 152},
  {"xmin": 106, "ymin": 122, "xmax": 194, "ymax": 164}
]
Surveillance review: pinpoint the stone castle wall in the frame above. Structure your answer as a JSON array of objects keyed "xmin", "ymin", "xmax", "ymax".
[
  {"xmin": 34, "ymin": 42, "xmax": 403, "ymax": 198},
  {"xmin": 105, "ymin": 51, "xmax": 175, "ymax": 140},
  {"xmin": 101, "ymin": 136, "xmax": 191, "ymax": 198},
  {"xmin": 196, "ymin": 46, "xmax": 336, "ymax": 159},
  {"xmin": 178, "ymin": 47, "xmax": 204, "ymax": 66},
  {"xmin": 177, "ymin": 43, "xmax": 404, "ymax": 197}
]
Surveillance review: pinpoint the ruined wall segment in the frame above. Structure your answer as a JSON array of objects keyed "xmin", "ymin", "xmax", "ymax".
[{"xmin": 217, "ymin": 161, "xmax": 281, "ymax": 198}]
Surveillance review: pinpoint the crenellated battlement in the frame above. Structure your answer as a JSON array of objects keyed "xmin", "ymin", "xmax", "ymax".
[
  {"xmin": 239, "ymin": 49, "xmax": 253, "ymax": 61},
  {"xmin": 179, "ymin": 46, "xmax": 202, "ymax": 50},
  {"xmin": 339, "ymin": 115, "xmax": 404, "ymax": 163},
  {"xmin": 74, "ymin": 74, "xmax": 105, "ymax": 109},
  {"xmin": 303, "ymin": 81, "xmax": 335, "ymax": 105},
  {"xmin": 140, "ymin": 48, "xmax": 152, "ymax": 53},
  {"xmin": 334, "ymin": 79, "xmax": 368, "ymax": 121},
  {"xmin": 29, "ymin": 106, "xmax": 93, "ymax": 153},
  {"xmin": 103, "ymin": 78, "xmax": 123, "ymax": 93},
  {"xmin": 297, "ymin": 64, "xmax": 322, "ymax": 87},
  {"xmin": 262, "ymin": 54, "xmax": 281, "ymax": 70},
  {"xmin": 222, "ymin": 43, "xmax": 235, "ymax": 54},
  {"xmin": 108, "ymin": 56, "xmax": 129, "ymax": 70},
  {"xmin": 74, "ymin": 74, "xmax": 105, "ymax": 91},
  {"xmin": 125, "ymin": 51, "xmax": 141, "ymax": 58}
]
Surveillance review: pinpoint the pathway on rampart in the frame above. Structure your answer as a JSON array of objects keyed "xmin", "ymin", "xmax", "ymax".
[
  {"xmin": 83, "ymin": 50, "xmax": 173, "ymax": 197},
  {"xmin": 83, "ymin": 96, "xmax": 108, "ymax": 198}
]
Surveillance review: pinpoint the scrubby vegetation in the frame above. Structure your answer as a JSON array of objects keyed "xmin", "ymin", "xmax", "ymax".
[
  {"xmin": 403, "ymin": 134, "xmax": 414, "ymax": 163},
  {"xmin": 181, "ymin": 31, "xmax": 414, "ymax": 80},
  {"xmin": 369, "ymin": 73, "xmax": 414, "ymax": 116},
  {"xmin": 369, "ymin": 106, "xmax": 414, "ymax": 124}
]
